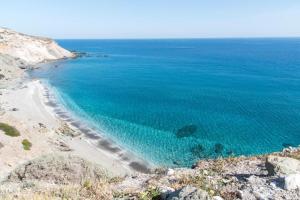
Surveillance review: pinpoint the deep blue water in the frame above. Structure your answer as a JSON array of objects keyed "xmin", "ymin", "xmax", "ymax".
[{"xmin": 31, "ymin": 39, "xmax": 300, "ymax": 167}]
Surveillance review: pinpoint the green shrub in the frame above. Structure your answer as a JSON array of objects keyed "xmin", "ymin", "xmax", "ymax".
[
  {"xmin": 22, "ymin": 139, "xmax": 32, "ymax": 150},
  {"xmin": 0, "ymin": 123, "xmax": 20, "ymax": 137},
  {"xmin": 139, "ymin": 186, "xmax": 161, "ymax": 200}
]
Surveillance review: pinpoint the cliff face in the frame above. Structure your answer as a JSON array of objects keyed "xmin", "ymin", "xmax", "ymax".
[
  {"xmin": 0, "ymin": 28, "xmax": 75, "ymax": 88},
  {"xmin": 0, "ymin": 27, "xmax": 75, "ymax": 65}
]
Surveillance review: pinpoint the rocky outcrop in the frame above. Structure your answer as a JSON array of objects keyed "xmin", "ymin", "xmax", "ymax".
[
  {"xmin": 5, "ymin": 154, "xmax": 108, "ymax": 184},
  {"xmin": 0, "ymin": 27, "xmax": 75, "ymax": 65},
  {"xmin": 284, "ymin": 174, "xmax": 300, "ymax": 191},
  {"xmin": 0, "ymin": 53, "xmax": 25, "ymax": 88},
  {"xmin": 167, "ymin": 186, "xmax": 210, "ymax": 200},
  {"xmin": 265, "ymin": 155, "xmax": 300, "ymax": 175},
  {"xmin": 1, "ymin": 148, "xmax": 300, "ymax": 199},
  {"xmin": 0, "ymin": 28, "xmax": 75, "ymax": 87}
]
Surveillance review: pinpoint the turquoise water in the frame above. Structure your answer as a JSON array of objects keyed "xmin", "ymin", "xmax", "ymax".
[{"xmin": 31, "ymin": 39, "xmax": 300, "ymax": 167}]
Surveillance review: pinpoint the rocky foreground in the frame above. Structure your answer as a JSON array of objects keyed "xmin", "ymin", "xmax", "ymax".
[{"xmin": 0, "ymin": 147, "xmax": 300, "ymax": 199}]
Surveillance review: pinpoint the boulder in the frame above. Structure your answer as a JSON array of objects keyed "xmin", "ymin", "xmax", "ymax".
[
  {"xmin": 265, "ymin": 156, "xmax": 300, "ymax": 176},
  {"xmin": 159, "ymin": 186, "xmax": 175, "ymax": 199},
  {"xmin": 167, "ymin": 185, "xmax": 210, "ymax": 200},
  {"xmin": 5, "ymin": 154, "xmax": 108, "ymax": 184},
  {"xmin": 284, "ymin": 174, "xmax": 300, "ymax": 191}
]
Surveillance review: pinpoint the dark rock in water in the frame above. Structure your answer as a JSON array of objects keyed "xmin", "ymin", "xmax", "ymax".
[
  {"xmin": 176, "ymin": 124, "xmax": 197, "ymax": 138},
  {"xmin": 282, "ymin": 143, "xmax": 296, "ymax": 148},
  {"xmin": 226, "ymin": 150, "xmax": 234, "ymax": 155},
  {"xmin": 190, "ymin": 144, "xmax": 205, "ymax": 158},
  {"xmin": 214, "ymin": 143, "xmax": 224, "ymax": 154},
  {"xmin": 173, "ymin": 160, "xmax": 181, "ymax": 166},
  {"xmin": 73, "ymin": 51, "xmax": 88, "ymax": 58},
  {"xmin": 96, "ymin": 54, "xmax": 109, "ymax": 58}
]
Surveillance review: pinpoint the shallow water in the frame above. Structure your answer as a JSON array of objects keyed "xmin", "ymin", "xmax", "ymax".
[{"xmin": 31, "ymin": 39, "xmax": 300, "ymax": 167}]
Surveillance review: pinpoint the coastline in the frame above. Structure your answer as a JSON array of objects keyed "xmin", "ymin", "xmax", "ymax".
[
  {"xmin": 0, "ymin": 72, "xmax": 152, "ymax": 179},
  {"xmin": 40, "ymin": 78, "xmax": 154, "ymax": 173}
]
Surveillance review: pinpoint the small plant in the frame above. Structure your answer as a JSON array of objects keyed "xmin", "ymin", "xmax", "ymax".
[
  {"xmin": 139, "ymin": 186, "xmax": 161, "ymax": 200},
  {"xmin": 83, "ymin": 180, "xmax": 92, "ymax": 189},
  {"xmin": 108, "ymin": 176, "xmax": 124, "ymax": 184},
  {"xmin": 0, "ymin": 122, "xmax": 20, "ymax": 137},
  {"xmin": 22, "ymin": 139, "xmax": 32, "ymax": 150}
]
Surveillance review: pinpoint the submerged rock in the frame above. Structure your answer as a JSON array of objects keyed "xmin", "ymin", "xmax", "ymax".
[
  {"xmin": 282, "ymin": 143, "xmax": 296, "ymax": 148},
  {"xmin": 214, "ymin": 143, "xmax": 224, "ymax": 154},
  {"xmin": 176, "ymin": 125, "xmax": 197, "ymax": 138},
  {"xmin": 190, "ymin": 144, "xmax": 206, "ymax": 158}
]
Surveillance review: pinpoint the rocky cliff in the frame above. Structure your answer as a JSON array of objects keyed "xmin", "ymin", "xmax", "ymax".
[
  {"xmin": 0, "ymin": 27, "xmax": 75, "ymax": 87},
  {"xmin": 0, "ymin": 27, "xmax": 75, "ymax": 65}
]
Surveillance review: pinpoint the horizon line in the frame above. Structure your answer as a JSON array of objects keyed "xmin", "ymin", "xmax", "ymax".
[{"xmin": 55, "ymin": 36, "xmax": 300, "ymax": 40}]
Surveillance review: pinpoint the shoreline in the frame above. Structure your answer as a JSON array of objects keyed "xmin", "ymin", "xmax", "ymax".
[
  {"xmin": 40, "ymin": 79, "xmax": 154, "ymax": 173},
  {"xmin": 0, "ymin": 75, "xmax": 151, "ymax": 180}
]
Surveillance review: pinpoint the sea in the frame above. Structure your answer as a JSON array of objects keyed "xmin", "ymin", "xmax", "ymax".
[{"xmin": 30, "ymin": 38, "xmax": 300, "ymax": 167}]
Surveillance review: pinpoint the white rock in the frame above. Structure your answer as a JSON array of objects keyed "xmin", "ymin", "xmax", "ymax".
[
  {"xmin": 284, "ymin": 174, "xmax": 300, "ymax": 191},
  {"xmin": 167, "ymin": 168, "xmax": 175, "ymax": 176},
  {"xmin": 237, "ymin": 190, "xmax": 243, "ymax": 199},
  {"xmin": 270, "ymin": 182, "xmax": 277, "ymax": 189},
  {"xmin": 159, "ymin": 186, "xmax": 175, "ymax": 199},
  {"xmin": 212, "ymin": 196, "xmax": 224, "ymax": 200},
  {"xmin": 253, "ymin": 191, "xmax": 267, "ymax": 200},
  {"xmin": 0, "ymin": 27, "xmax": 75, "ymax": 65},
  {"xmin": 266, "ymin": 155, "xmax": 300, "ymax": 175}
]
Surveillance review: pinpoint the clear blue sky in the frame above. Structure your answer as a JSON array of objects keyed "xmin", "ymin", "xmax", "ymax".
[{"xmin": 1, "ymin": 0, "xmax": 300, "ymax": 39}]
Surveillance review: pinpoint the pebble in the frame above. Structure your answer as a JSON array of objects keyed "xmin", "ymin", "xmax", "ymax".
[
  {"xmin": 270, "ymin": 182, "xmax": 277, "ymax": 189},
  {"xmin": 212, "ymin": 196, "xmax": 224, "ymax": 200}
]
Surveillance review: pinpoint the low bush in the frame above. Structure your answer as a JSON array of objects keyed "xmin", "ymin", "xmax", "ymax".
[
  {"xmin": 0, "ymin": 123, "xmax": 20, "ymax": 137},
  {"xmin": 22, "ymin": 139, "xmax": 32, "ymax": 150}
]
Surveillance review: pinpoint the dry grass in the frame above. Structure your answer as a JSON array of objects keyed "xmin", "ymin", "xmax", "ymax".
[
  {"xmin": 0, "ymin": 180, "xmax": 113, "ymax": 200},
  {"xmin": 282, "ymin": 149, "xmax": 300, "ymax": 160}
]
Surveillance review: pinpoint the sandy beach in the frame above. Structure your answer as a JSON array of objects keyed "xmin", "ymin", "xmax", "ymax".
[{"xmin": 0, "ymin": 79, "xmax": 151, "ymax": 180}]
